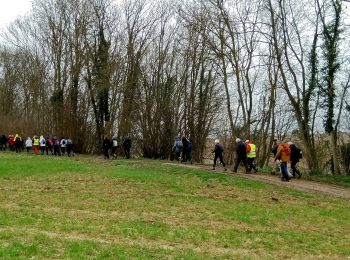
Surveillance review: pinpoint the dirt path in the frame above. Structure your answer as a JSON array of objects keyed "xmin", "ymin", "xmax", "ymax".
[
  {"xmin": 165, "ymin": 163, "xmax": 350, "ymax": 200},
  {"xmin": 234, "ymin": 172, "xmax": 350, "ymax": 199}
]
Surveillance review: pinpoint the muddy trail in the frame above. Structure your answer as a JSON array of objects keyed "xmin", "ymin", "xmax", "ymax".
[{"xmin": 164, "ymin": 162, "xmax": 350, "ymax": 200}]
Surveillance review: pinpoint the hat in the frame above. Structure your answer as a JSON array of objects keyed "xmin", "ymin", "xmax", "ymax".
[
  {"xmin": 245, "ymin": 140, "xmax": 250, "ymax": 143},
  {"xmin": 287, "ymin": 141, "xmax": 293, "ymax": 145},
  {"xmin": 214, "ymin": 139, "xmax": 220, "ymax": 144},
  {"xmin": 236, "ymin": 138, "xmax": 241, "ymax": 143}
]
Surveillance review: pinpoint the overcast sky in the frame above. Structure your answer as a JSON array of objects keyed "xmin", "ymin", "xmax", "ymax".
[
  {"xmin": 0, "ymin": 0, "xmax": 32, "ymax": 30},
  {"xmin": 0, "ymin": 0, "xmax": 349, "ymax": 31}
]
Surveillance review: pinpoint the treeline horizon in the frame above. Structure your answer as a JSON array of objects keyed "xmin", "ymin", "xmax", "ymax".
[{"xmin": 0, "ymin": 0, "xmax": 349, "ymax": 174}]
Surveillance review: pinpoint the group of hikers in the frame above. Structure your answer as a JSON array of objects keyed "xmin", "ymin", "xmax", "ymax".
[
  {"xmin": 2, "ymin": 131, "xmax": 302, "ymax": 181},
  {"xmin": 0, "ymin": 134, "xmax": 74, "ymax": 156},
  {"xmin": 272, "ymin": 139, "xmax": 303, "ymax": 181},
  {"xmin": 211, "ymin": 138, "xmax": 258, "ymax": 173},
  {"xmin": 102, "ymin": 135, "xmax": 132, "ymax": 160},
  {"xmin": 210, "ymin": 137, "xmax": 302, "ymax": 182},
  {"xmin": 172, "ymin": 134, "xmax": 193, "ymax": 164}
]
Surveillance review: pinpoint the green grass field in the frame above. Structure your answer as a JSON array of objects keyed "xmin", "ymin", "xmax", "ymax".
[{"xmin": 0, "ymin": 153, "xmax": 349, "ymax": 259}]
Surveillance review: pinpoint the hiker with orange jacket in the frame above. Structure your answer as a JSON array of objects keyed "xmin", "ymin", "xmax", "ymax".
[{"xmin": 274, "ymin": 140, "xmax": 291, "ymax": 181}]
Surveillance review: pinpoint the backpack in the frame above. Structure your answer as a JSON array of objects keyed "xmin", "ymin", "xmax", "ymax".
[
  {"xmin": 218, "ymin": 143, "xmax": 224, "ymax": 152},
  {"xmin": 176, "ymin": 140, "xmax": 183, "ymax": 148},
  {"xmin": 284, "ymin": 144, "xmax": 291, "ymax": 156},
  {"xmin": 297, "ymin": 148, "xmax": 302, "ymax": 159},
  {"xmin": 272, "ymin": 144, "xmax": 278, "ymax": 155},
  {"xmin": 187, "ymin": 141, "xmax": 192, "ymax": 150}
]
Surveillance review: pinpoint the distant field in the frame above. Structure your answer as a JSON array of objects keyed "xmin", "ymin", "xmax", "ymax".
[{"xmin": 0, "ymin": 153, "xmax": 349, "ymax": 259}]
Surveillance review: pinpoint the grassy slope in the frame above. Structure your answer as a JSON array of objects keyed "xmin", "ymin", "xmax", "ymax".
[{"xmin": 0, "ymin": 153, "xmax": 349, "ymax": 259}]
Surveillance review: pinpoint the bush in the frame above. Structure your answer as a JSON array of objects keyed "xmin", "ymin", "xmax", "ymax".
[
  {"xmin": 303, "ymin": 168, "xmax": 350, "ymax": 187},
  {"xmin": 260, "ymin": 165, "xmax": 274, "ymax": 174},
  {"xmin": 308, "ymin": 169, "xmax": 325, "ymax": 176},
  {"xmin": 340, "ymin": 143, "xmax": 350, "ymax": 175}
]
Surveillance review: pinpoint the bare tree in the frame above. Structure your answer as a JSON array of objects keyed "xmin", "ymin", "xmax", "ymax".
[
  {"xmin": 266, "ymin": 0, "xmax": 321, "ymax": 170},
  {"xmin": 316, "ymin": 0, "xmax": 350, "ymax": 173}
]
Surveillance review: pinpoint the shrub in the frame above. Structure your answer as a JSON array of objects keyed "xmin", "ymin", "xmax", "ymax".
[
  {"xmin": 340, "ymin": 143, "xmax": 350, "ymax": 175},
  {"xmin": 260, "ymin": 165, "xmax": 274, "ymax": 174}
]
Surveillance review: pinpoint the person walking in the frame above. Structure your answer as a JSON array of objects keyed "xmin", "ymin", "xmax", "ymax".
[
  {"xmin": 53, "ymin": 137, "xmax": 61, "ymax": 156},
  {"xmin": 39, "ymin": 136, "xmax": 46, "ymax": 155},
  {"xmin": 233, "ymin": 138, "xmax": 249, "ymax": 173},
  {"xmin": 122, "ymin": 135, "xmax": 132, "ymax": 159},
  {"xmin": 111, "ymin": 136, "xmax": 118, "ymax": 159},
  {"xmin": 33, "ymin": 135, "xmax": 40, "ymax": 154},
  {"xmin": 181, "ymin": 135, "xmax": 190, "ymax": 163},
  {"xmin": 0, "ymin": 135, "xmax": 7, "ymax": 151},
  {"xmin": 187, "ymin": 138, "xmax": 193, "ymax": 164},
  {"xmin": 212, "ymin": 139, "xmax": 227, "ymax": 171},
  {"xmin": 272, "ymin": 138, "xmax": 280, "ymax": 174},
  {"xmin": 289, "ymin": 141, "xmax": 302, "ymax": 178},
  {"xmin": 46, "ymin": 137, "xmax": 53, "ymax": 155},
  {"xmin": 272, "ymin": 138, "xmax": 278, "ymax": 157},
  {"xmin": 246, "ymin": 139, "xmax": 258, "ymax": 173},
  {"xmin": 66, "ymin": 137, "xmax": 73, "ymax": 157},
  {"xmin": 14, "ymin": 134, "xmax": 22, "ymax": 153},
  {"xmin": 60, "ymin": 137, "xmax": 67, "ymax": 156},
  {"xmin": 9, "ymin": 135, "xmax": 15, "ymax": 151},
  {"xmin": 103, "ymin": 136, "xmax": 111, "ymax": 159},
  {"xmin": 25, "ymin": 137, "xmax": 33, "ymax": 153},
  {"xmin": 274, "ymin": 140, "xmax": 291, "ymax": 181},
  {"xmin": 172, "ymin": 135, "xmax": 183, "ymax": 161}
]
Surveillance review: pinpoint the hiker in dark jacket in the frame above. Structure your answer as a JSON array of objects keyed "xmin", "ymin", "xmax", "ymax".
[
  {"xmin": 181, "ymin": 135, "xmax": 191, "ymax": 163},
  {"xmin": 14, "ymin": 134, "xmax": 22, "ymax": 153},
  {"xmin": 122, "ymin": 135, "xmax": 132, "ymax": 159},
  {"xmin": 1, "ymin": 135, "xmax": 8, "ymax": 151},
  {"xmin": 272, "ymin": 138, "xmax": 278, "ymax": 157},
  {"xmin": 181, "ymin": 136, "xmax": 188, "ymax": 162},
  {"xmin": 46, "ymin": 137, "xmax": 53, "ymax": 155},
  {"xmin": 289, "ymin": 141, "xmax": 302, "ymax": 178},
  {"xmin": 66, "ymin": 138, "xmax": 73, "ymax": 157},
  {"xmin": 103, "ymin": 136, "xmax": 111, "ymax": 159},
  {"xmin": 212, "ymin": 139, "xmax": 227, "ymax": 171},
  {"xmin": 187, "ymin": 138, "xmax": 193, "ymax": 164},
  {"xmin": 233, "ymin": 138, "xmax": 249, "ymax": 173},
  {"xmin": 53, "ymin": 137, "xmax": 61, "ymax": 156}
]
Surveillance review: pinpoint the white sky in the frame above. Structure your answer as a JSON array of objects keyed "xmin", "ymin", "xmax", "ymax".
[
  {"xmin": 0, "ymin": 0, "xmax": 349, "ymax": 30},
  {"xmin": 0, "ymin": 0, "xmax": 32, "ymax": 30}
]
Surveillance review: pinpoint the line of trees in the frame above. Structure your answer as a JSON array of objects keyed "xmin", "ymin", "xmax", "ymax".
[{"xmin": 0, "ymin": 0, "xmax": 349, "ymax": 173}]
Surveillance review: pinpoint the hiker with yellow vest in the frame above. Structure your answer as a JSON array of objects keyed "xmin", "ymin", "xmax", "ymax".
[
  {"xmin": 33, "ymin": 135, "xmax": 40, "ymax": 154},
  {"xmin": 245, "ymin": 139, "xmax": 258, "ymax": 173}
]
